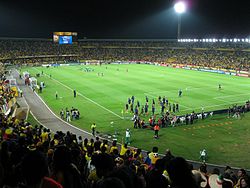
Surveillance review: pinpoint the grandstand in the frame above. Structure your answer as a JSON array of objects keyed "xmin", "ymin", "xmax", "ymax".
[{"xmin": 0, "ymin": 38, "xmax": 250, "ymax": 188}]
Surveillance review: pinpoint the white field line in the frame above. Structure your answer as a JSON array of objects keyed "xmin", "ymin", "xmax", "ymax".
[
  {"xmin": 15, "ymin": 69, "xmax": 250, "ymax": 170},
  {"xmin": 13, "ymin": 69, "xmax": 30, "ymax": 120},
  {"xmin": 33, "ymin": 68, "xmax": 124, "ymax": 119},
  {"xmin": 33, "ymin": 91, "xmax": 93, "ymax": 136},
  {"xmin": 29, "ymin": 101, "xmax": 250, "ymax": 170},
  {"xmin": 213, "ymin": 98, "xmax": 234, "ymax": 105},
  {"xmin": 214, "ymin": 93, "xmax": 250, "ymax": 99},
  {"xmin": 214, "ymin": 97, "xmax": 248, "ymax": 106},
  {"xmin": 15, "ymin": 69, "xmax": 91, "ymax": 134},
  {"xmin": 145, "ymin": 86, "xmax": 215, "ymax": 96},
  {"xmin": 30, "ymin": 111, "xmax": 48, "ymax": 129},
  {"xmin": 181, "ymin": 100, "xmax": 247, "ymax": 112}
]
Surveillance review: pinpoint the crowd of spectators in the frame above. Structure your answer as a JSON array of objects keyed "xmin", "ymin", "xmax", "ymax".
[
  {"xmin": 0, "ymin": 81, "xmax": 16, "ymax": 114},
  {"xmin": 0, "ymin": 39, "xmax": 250, "ymax": 188},
  {"xmin": 1, "ymin": 108, "xmax": 250, "ymax": 188},
  {"xmin": 0, "ymin": 39, "xmax": 249, "ymax": 71},
  {"xmin": 1, "ymin": 110, "xmax": 250, "ymax": 188},
  {"xmin": 0, "ymin": 80, "xmax": 250, "ymax": 188}
]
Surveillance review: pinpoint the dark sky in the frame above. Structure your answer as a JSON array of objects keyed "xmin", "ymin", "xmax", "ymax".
[{"xmin": 0, "ymin": 0, "xmax": 249, "ymax": 39}]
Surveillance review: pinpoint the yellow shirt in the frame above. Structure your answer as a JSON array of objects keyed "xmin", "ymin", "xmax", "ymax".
[
  {"xmin": 110, "ymin": 146, "xmax": 118, "ymax": 153},
  {"xmin": 41, "ymin": 132, "xmax": 48, "ymax": 143},
  {"xmin": 120, "ymin": 145, "xmax": 128, "ymax": 156}
]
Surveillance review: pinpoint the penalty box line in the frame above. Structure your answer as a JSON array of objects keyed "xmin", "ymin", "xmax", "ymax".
[{"xmin": 33, "ymin": 68, "xmax": 124, "ymax": 120}]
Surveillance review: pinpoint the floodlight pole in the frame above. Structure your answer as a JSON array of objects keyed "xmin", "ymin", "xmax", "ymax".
[
  {"xmin": 174, "ymin": 1, "xmax": 186, "ymax": 39},
  {"xmin": 177, "ymin": 14, "xmax": 181, "ymax": 39}
]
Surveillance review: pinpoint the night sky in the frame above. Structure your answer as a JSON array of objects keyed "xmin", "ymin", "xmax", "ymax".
[{"xmin": 0, "ymin": 0, "xmax": 249, "ymax": 39}]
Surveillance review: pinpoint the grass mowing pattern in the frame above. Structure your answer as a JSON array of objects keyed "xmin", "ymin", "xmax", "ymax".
[{"xmin": 23, "ymin": 64, "xmax": 250, "ymax": 168}]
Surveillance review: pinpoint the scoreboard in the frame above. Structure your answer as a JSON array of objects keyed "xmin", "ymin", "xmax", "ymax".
[{"xmin": 53, "ymin": 32, "xmax": 78, "ymax": 44}]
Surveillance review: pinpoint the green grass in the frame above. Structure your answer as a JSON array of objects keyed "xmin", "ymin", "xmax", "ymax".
[{"xmin": 22, "ymin": 64, "xmax": 250, "ymax": 168}]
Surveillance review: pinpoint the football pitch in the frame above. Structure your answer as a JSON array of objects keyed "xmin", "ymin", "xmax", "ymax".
[{"xmin": 23, "ymin": 64, "xmax": 250, "ymax": 168}]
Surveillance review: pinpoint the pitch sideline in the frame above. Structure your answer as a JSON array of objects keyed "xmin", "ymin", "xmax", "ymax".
[{"xmin": 33, "ymin": 68, "xmax": 124, "ymax": 119}]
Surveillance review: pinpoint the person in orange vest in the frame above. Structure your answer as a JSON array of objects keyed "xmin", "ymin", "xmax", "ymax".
[{"xmin": 154, "ymin": 124, "xmax": 160, "ymax": 138}]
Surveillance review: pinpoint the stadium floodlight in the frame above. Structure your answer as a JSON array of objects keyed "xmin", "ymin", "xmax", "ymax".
[
  {"xmin": 222, "ymin": 39, "xmax": 226, "ymax": 42},
  {"xmin": 174, "ymin": 1, "xmax": 186, "ymax": 14},
  {"xmin": 246, "ymin": 38, "xmax": 249, "ymax": 42},
  {"xmin": 233, "ymin": 38, "xmax": 237, "ymax": 42},
  {"xmin": 174, "ymin": 1, "xmax": 186, "ymax": 39}
]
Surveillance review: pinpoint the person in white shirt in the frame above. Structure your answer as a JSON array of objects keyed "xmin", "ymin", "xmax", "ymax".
[{"xmin": 125, "ymin": 129, "xmax": 131, "ymax": 145}]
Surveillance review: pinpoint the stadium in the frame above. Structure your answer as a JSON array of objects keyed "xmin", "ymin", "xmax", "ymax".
[{"xmin": 0, "ymin": 1, "xmax": 250, "ymax": 188}]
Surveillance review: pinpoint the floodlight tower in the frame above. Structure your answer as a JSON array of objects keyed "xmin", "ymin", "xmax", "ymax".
[{"xmin": 174, "ymin": 1, "xmax": 186, "ymax": 39}]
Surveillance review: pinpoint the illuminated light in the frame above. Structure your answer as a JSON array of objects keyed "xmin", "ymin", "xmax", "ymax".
[
  {"xmin": 226, "ymin": 39, "xmax": 229, "ymax": 42},
  {"xmin": 230, "ymin": 39, "xmax": 233, "ymax": 42},
  {"xmin": 205, "ymin": 39, "xmax": 209, "ymax": 42},
  {"xmin": 219, "ymin": 39, "xmax": 222, "ymax": 42},
  {"xmin": 246, "ymin": 39, "xmax": 249, "ymax": 42},
  {"xmin": 199, "ymin": 39, "xmax": 202, "ymax": 42},
  {"xmin": 222, "ymin": 39, "xmax": 226, "ymax": 42},
  {"xmin": 233, "ymin": 38, "xmax": 237, "ymax": 42},
  {"xmin": 209, "ymin": 39, "xmax": 212, "ymax": 42},
  {"xmin": 203, "ymin": 39, "xmax": 205, "ymax": 42},
  {"xmin": 241, "ymin": 39, "xmax": 245, "ymax": 42},
  {"xmin": 212, "ymin": 38, "xmax": 216, "ymax": 42},
  {"xmin": 174, "ymin": 2, "xmax": 186, "ymax": 14}
]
